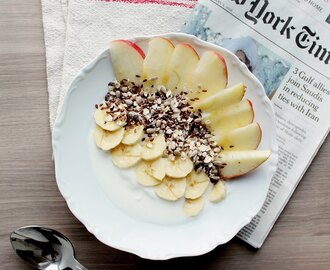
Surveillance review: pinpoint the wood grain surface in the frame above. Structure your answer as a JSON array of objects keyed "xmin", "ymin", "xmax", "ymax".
[{"xmin": 0, "ymin": 1, "xmax": 329, "ymax": 269}]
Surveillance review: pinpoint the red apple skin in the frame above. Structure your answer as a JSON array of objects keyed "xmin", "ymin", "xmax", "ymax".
[
  {"xmin": 157, "ymin": 37, "xmax": 175, "ymax": 48},
  {"xmin": 113, "ymin": 39, "xmax": 145, "ymax": 59},
  {"xmin": 178, "ymin": 43, "xmax": 200, "ymax": 60},
  {"xmin": 213, "ymin": 51, "xmax": 228, "ymax": 85},
  {"xmin": 256, "ymin": 123, "xmax": 262, "ymax": 147},
  {"xmin": 246, "ymin": 122, "xmax": 263, "ymax": 151},
  {"xmin": 247, "ymin": 99, "xmax": 255, "ymax": 122},
  {"xmin": 247, "ymin": 122, "xmax": 262, "ymax": 150}
]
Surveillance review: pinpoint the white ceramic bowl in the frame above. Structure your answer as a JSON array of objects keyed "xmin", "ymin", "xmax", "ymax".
[{"xmin": 52, "ymin": 33, "xmax": 278, "ymax": 260}]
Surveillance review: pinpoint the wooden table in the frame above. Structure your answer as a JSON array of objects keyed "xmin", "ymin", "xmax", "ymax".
[{"xmin": 1, "ymin": 1, "xmax": 329, "ymax": 269}]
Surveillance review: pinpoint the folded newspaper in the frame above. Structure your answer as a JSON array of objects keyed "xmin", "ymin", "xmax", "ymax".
[{"xmin": 182, "ymin": 0, "xmax": 330, "ymax": 248}]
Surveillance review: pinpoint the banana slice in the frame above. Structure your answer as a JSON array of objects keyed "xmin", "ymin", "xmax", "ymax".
[
  {"xmin": 155, "ymin": 177, "xmax": 186, "ymax": 201},
  {"xmin": 94, "ymin": 108, "xmax": 121, "ymax": 131},
  {"xmin": 110, "ymin": 143, "xmax": 141, "ymax": 168},
  {"xmin": 185, "ymin": 171, "xmax": 210, "ymax": 199},
  {"xmin": 94, "ymin": 125, "xmax": 124, "ymax": 151},
  {"xmin": 122, "ymin": 125, "xmax": 144, "ymax": 145},
  {"xmin": 141, "ymin": 134, "xmax": 167, "ymax": 160},
  {"xmin": 146, "ymin": 158, "xmax": 166, "ymax": 180},
  {"xmin": 208, "ymin": 180, "xmax": 227, "ymax": 203},
  {"xmin": 183, "ymin": 197, "xmax": 204, "ymax": 217},
  {"xmin": 165, "ymin": 157, "xmax": 194, "ymax": 178},
  {"xmin": 136, "ymin": 161, "xmax": 162, "ymax": 186}
]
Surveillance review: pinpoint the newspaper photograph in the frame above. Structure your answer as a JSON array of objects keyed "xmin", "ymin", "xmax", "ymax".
[{"xmin": 182, "ymin": 0, "xmax": 330, "ymax": 248}]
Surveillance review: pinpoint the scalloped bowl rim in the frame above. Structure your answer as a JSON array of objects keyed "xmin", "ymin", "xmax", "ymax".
[{"xmin": 52, "ymin": 33, "xmax": 278, "ymax": 260}]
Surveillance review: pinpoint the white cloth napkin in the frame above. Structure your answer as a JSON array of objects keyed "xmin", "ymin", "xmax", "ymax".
[
  {"xmin": 41, "ymin": 0, "xmax": 196, "ymax": 129},
  {"xmin": 41, "ymin": 0, "xmax": 68, "ymax": 129}
]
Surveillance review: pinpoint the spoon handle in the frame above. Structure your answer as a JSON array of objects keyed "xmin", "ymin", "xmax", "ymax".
[
  {"xmin": 45, "ymin": 265, "xmax": 61, "ymax": 270},
  {"xmin": 65, "ymin": 259, "xmax": 88, "ymax": 270}
]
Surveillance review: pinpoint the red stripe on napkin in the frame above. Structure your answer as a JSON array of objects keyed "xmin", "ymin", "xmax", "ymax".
[{"xmin": 95, "ymin": 0, "xmax": 197, "ymax": 8}]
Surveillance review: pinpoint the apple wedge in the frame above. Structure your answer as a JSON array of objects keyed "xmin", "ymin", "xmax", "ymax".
[
  {"xmin": 217, "ymin": 123, "xmax": 262, "ymax": 151},
  {"xmin": 189, "ymin": 51, "xmax": 228, "ymax": 100},
  {"xmin": 166, "ymin": 43, "xmax": 200, "ymax": 93},
  {"xmin": 109, "ymin": 40, "xmax": 145, "ymax": 84},
  {"xmin": 193, "ymin": 83, "xmax": 245, "ymax": 112},
  {"xmin": 217, "ymin": 150, "xmax": 271, "ymax": 179},
  {"xmin": 204, "ymin": 99, "xmax": 254, "ymax": 133},
  {"xmin": 143, "ymin": 37, "xmax": 174, "ymax": 87}
]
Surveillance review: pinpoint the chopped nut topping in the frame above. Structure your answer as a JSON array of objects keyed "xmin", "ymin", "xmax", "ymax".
[{"xmin": 96, "ymin": 79, "xmax": 224, "ymax": 183}]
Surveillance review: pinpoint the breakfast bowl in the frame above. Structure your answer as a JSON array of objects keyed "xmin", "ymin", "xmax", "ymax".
[{"xmin": 52, "ymin": 33, "xmax": 278, "ymax": 259}]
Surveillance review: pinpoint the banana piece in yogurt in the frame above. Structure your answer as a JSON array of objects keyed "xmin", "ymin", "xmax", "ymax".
[{"xmin": 111, "ymin": 143, "xmax": 142, "ymax": 168}]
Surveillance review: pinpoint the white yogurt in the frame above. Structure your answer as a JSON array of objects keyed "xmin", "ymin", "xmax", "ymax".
[{"xmin": 89, "ymin": 130, "xmax": 194, "ymax": 225}]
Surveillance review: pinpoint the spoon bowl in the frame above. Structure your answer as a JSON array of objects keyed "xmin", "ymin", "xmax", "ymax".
[{"xmin": 10, "ymin": 226, "xmax": 87, "ymax": 270}]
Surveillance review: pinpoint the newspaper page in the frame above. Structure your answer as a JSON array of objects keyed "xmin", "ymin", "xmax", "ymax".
[{"xmin": 182, "ymin": 0, "xmax": 330, "ymax": 248}]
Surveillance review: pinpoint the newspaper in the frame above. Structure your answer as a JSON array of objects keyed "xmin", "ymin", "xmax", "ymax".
[{"xmin": 182, "ymin": 0, "xmax": 330, "ymax": 248}]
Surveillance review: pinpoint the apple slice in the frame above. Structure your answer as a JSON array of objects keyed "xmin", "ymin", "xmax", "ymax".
[
  {"xmin": 204, "ymin": 99, "xmax": 254, "ymax": 133},
  {"xmin": 189, "ymin": 51, "xmax": 228, "ymax": 100},
  {"xmin": 166, "ymin": 43, "xmax": 200, "ymax": 93},
  {"xmin": 193, "ymin": 83, "xmax": 245, "ymax": 112},
  {"xmin": 109, "ymin": 40, "xmax": 145, "ymax": 84},
  {"xmin": 217, "ymin": 150, "xmax": 271, "ymax": 179},
  {"xmin": 143, "ymin": 37, "xmax": 174, "ymax": 87},
  {"xmin": 217, "ymin": 123, "xmax": 262, "ymax": 151}
]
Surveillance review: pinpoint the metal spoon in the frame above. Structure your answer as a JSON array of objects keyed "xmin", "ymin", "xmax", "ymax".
[{"xmin": 10, "ymin": 226, "xmax": 87, "ymax": 270}]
